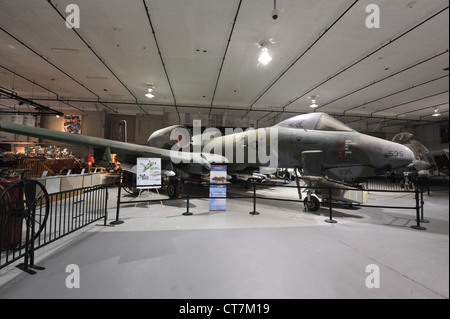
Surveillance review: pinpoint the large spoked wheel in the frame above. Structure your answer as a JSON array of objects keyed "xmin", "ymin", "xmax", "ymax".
[
  {"xmin": 122, "ymin": 171, "xmax": 139, "ymax": 196},
  {"xmin": 0, "ymin": 180, "xmax": 50, "ymax": 250}
]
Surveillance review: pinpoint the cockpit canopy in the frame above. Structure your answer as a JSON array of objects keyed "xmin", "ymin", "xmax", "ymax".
[
  {"xmin": 276, "ymin": 113, "xmax": 353, "ymax": 132},
  {"xmin": 392, "ymin": 132, "xmax": 415, "ymax": 144}
]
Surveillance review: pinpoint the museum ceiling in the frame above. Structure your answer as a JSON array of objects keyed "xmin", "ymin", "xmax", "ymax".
[{"xmin": 0, "ymin": 0, "xmax": 448, "ymax": 127}]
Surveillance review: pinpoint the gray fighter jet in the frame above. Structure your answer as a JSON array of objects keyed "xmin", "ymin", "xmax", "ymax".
[{"xmin": 0, "ymin": 113, "xmax": 414, "ymax": 209}]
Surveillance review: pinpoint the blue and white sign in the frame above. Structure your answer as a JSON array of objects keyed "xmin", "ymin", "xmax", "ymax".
[{"xmin": 209, "ymin": 165, "xmax": 227, "ymax": 211}]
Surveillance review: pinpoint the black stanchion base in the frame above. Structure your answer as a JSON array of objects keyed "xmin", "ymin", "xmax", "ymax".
[
  {"xmin": 16, "ymin": 263, "xmax": 45, "ymax": 275},
  {"xmin": 249, "ymin": 211, "xmax": 260, "ymax": 215},
  {"xmin": 325, "ymin": 219, "xmax": 337, "ymax": 224},
  {"xmin": 30, "ymin": 265, "xmax": 45, "ymax": 271},
  {"xmin": 411, "ymin": 225, "xmax": 427, "ymax": 230},
  {"xmin": 182, "ymin": 212, "xmax": 193, "ymax": 216},
  {"xmin": 110, "ymin": 220, "xmax": 124, "ymax": 225}
]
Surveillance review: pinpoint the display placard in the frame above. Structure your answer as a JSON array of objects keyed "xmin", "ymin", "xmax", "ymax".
[
  {"xmin": 209, "ymin": 165, "xmax": 227, "ymax": 211},
  {"xmin": 136, "ymin": 158, "xmax": 161, "ymax": 189}
]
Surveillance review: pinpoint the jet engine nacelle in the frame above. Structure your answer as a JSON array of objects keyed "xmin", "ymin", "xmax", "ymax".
[{"xmin": 147, "ymin": 125, "xmax": 191, "ymax": 150}]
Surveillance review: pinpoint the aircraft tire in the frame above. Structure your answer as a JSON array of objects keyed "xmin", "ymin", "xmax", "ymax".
[
  {"xmin": 304, "ymin": 196, "xmax": 320, "ymax": 212},
  {"xmin": 167, "ymin": 182, "xmax": 181, "ymax": 199}
]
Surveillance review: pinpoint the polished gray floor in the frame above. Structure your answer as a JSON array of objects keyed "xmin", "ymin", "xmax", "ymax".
[{"xmin": 0, "ymin": 182, "xmax": 448, "ymax": 299}]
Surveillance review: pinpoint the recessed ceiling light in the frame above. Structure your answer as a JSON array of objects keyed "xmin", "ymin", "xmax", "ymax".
[
  {"xmin": 51, "ymin": 48, "xmax": 79, "ymax": 53},
  {"xmin": 87, "ymin": 76, "xmax": 108, "ymax": 80},
  {"xmin": 407, "ymin": 1, "xmax": 417, "ymax": 9}
]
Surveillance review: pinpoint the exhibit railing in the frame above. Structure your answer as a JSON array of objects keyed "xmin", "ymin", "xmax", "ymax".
[
  {"xmin": 112, "ymin": 179, "xmax": 429, "ymax": 231},
  {"xmin": 360, "ymin": 176, "xmax": 430, "ymax": 194},
  {"xmin": 20, "ymin": 158, "xmax": 56, "ymax": 178},
  {"xmin": 0, "ymin": 180, "xmax": 108, "ymax": 274}
]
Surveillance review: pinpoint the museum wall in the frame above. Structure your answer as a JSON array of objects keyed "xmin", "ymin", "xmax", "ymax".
[
  {"xmin": 406, "ymin": 122, "xmax": 449, "ymax": 151},
  {"xmin": 164, "ymin": 111, "xmax": 275, "ymax": 130},
  {"xmin": 105, "ymin": 113, "xmax": 166, "ymax": 145},
  {"xmin": 0, "ymin": 114, "xmax": 38, "ymax": 151},
  {"xmin": 39, "ymin": 111, "xmax": 106, "ymax": 158}
]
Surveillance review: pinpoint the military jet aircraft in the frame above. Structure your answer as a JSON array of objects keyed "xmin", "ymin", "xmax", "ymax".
[{"xmin": 0, "ymin": 112, "xmax": 415, "ymax": 210}]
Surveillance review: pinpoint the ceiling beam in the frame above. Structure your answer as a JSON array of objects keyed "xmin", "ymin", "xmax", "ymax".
[
  {"xmin": 0, "ymin": 87, "xmax": 64, "ymax": 116},
  {"xmin": 46, "ymin": 0, "xmax": 147, "ymax": 115},
  {"xmin": 0, "ymin": 64, "xmax": 84, "ymax": 112},
  {"xmin": 370, "ymin": 90, "xmax": 449, "ymax": 117},
  {"xmin": 282, "ymin": 5, "xmax": 450, "ymax": 114},
  {"xmin": 20, "ymin": 96, "xmax": 446, "ymax": 126},
  {"xmin": 0, "ymin": 26, "xmax": 118, "ymax": 114},
  {"xmin": 318, "ymin": 50, "xmax": 449, "ymax": 113},
  {"xmin": 241, "ymin": 0, "xmax": 360, "ymax": 120},
  {"xmin": 208, "ymin": 0, "xmax": 243, "ymax": 118},
  {"xmin": 143, "ymin": 0, "xmax": 180, "ymax": 123},
  {"xmin": 339, "ymin": 75, "xmax": 449, "ymax": 115}
]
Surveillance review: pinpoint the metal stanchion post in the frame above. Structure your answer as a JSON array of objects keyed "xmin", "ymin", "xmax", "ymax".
[
  {"xmin": 249, "ymin": 180, "xmax": 260, "ymax": 215},
  {"xmin": 28, "ymin": 206, "xmax": 45, "ymax": 272},
  {"xmin": 17, "ymin": 197, "xmax": 44, "ymax": 275},
  {"xmin": 183, "ymin": 181, "xmax": 193, "ymax": 216},
  {"xmin": 110, "ymin": 178, "xmax": 124, "ymax": 225},
  {"xmin": 103, "ymin": 186, "xmax": 109, "ymax": 226},
  {"xmin": 411, "ymin": 188, "xmax": 426, "ymax": 230},
  {"xmin": 419, "ymin": 189, "xmax": 429, "ymax": 223},
  {"xmin": 325, "ymin": 187, "xmax": 337, "ymax": 224}
]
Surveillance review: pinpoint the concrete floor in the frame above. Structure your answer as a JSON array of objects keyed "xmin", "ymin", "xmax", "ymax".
[{"xmin": 0, "ymin": 181, "xmax": 448, "ymax": 299}]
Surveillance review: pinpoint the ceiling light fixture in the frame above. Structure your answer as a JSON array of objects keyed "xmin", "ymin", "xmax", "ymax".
[
  {"xmin": 258, "ymin": 46, "xmax": 272, "ymax": 66},
  {"xmin": 145, "ymin": 84, "xmax": 155, "ymax": 99},
  {"xmin": 432, "ymin": 109, "xmax": 442, "ymax": 117},
  {"xmin": 309, "ymin": 95, "xmax": 320, "ymax": 108}
]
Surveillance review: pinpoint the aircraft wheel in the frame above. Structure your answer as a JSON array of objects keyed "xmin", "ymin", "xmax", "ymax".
[
  {"xmin": 167, "ymin": 182, "xmax": 181, "ymax": 199},
  {"xmin": 304, "ymin": 196, "xmax": 320, "ymax": 212},
  {"xmin": 344, "ymin": 203, "xmax": 353, "ymax": 209}
]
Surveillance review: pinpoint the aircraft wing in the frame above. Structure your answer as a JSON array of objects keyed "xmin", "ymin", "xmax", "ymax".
[{"xmin": 0, "ymin": 121, "xmax": 227, "ymax": 170}]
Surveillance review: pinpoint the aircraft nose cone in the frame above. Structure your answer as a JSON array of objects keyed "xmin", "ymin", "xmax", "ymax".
[
  {"xmin": 382, "ymin": 143, "xmax": 415, "ymax": 170},
  {"xmin": 405, "ymin": 147, "xmax": 415, "ymax": 164}
]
